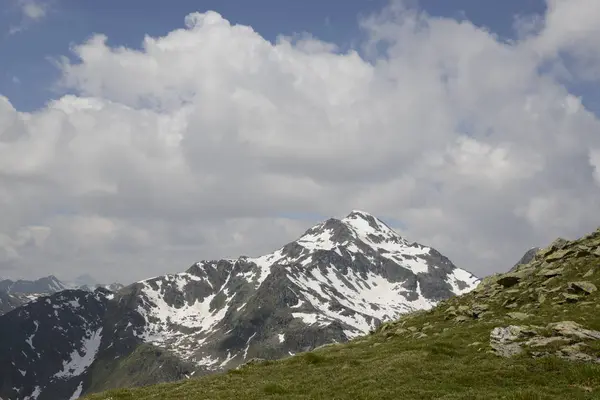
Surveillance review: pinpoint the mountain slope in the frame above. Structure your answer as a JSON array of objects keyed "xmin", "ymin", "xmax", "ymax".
[
  {"xmin": 85, "ymin": 227, "xmax": 600, "ymax": 400},
  {"xmin": 0, "ymin": 288, "xmax": 112, "ymax": 400},
  {"xmin": 0, "ymin": 210, "xmax": 478, "ymax": 400},
  {"xmin": 0, "ymin": 290, "xmax": 31, "ymax": 315}
]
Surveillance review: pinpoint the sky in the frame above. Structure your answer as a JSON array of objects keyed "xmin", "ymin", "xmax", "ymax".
[{"xmin": 0, "ymin": 0, "xmax": 599, "ymax": 284}]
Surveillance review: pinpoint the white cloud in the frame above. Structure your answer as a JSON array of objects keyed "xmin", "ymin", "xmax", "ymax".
[
  {"xmin": 1, "ymin": 2, "xmax": 600, "ymax": 282},
  {"xmin": 522, "ymin": 0, "xmax": 600, "ymax": 82},
  {"xmin": 22, "ymin": 1, "xmax": 46, "ymax": 20},
  {"xmin": 8, "ymin": 0, "xmax": 48, "ymax": 35}
]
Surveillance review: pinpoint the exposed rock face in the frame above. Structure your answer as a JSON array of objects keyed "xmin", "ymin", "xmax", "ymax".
[
  {"xmin": 0, "ymin": 210, "xmax": 478, "ymax": 400},
  {"xmin": 467, "ymin": 230, "xmax": 600, "ymax": 364},
  {"xmin": 490, "ymin": 322, "xmax": 600, "ymax": 363},
  {"xmin": 490, "ymin": 325, "xmax": 534, "ymax": 357}
]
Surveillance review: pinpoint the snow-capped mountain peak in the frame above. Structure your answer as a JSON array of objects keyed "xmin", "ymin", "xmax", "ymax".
[
  {"xmin": 130, "ymin": 210, "xmax": 478, "ymax": 372},
  {"xmin": 283, "ymin": 211, "xmax": 434, "ymax": 276},
  {"xmin": 343, "ymin": 210, "xmax": 407, "ymax": 243}
]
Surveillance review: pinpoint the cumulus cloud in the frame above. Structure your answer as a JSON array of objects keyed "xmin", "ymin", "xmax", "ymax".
[
  {"xmin": 1, "ymin": 1, "xmax": 600, "ymax": 282},
  {"xmin": 520, "ymin": 0, "xmax": 600, "ymax": 82}
]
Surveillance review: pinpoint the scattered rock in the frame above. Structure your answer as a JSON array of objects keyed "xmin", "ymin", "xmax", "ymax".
[
  {"xmin": 583, "ymin": 269, "xmax": 595, "ymax": 278},
  {"xmin": 394, "ymin": 328, "xmax": 408, "ymax": 335},
  {"xmin": 490, "ymin": 326, "xmax": 528, "ymax": 357},
  {"xmin": 236, "ymin": 358, "xmax": 267, "ymax": 369},
  {"xmin": 562, "ymin": 293, "xmax": 580, "ymax": 303},
  {"xmin": 537, "ymin": 267, "xmax": 564, "ymax": 278},
  {"xmin": 473, "ymin": 275, "xmax": 500, "ymax": 293},
  {"xmin": 546, "ymin": 249, "xmax": 575, "ymax": 262},
  {"xmin": 497, "ymin": 275, "xmax": 521, "ymax": 288},
  {"xmin": 538, "ymin": 293, "xmax": 547, "ymax": 304},
  {"xmin": 549, "ymin": 321, "xmax": 600, "ymax": 340},
  {"xmin": 490, "ymin": 321, "xmax": 600, "ymax": 363},
  {"xmin": 525, "ymin": 336, "xmax": 567, "ymax": 347},
  {"xmin": 507, "ymin": 312, "xmax": 531, "ymax": 321},
  {"xmin": 414, "ymin": 332, "xmax": 428, "ymax": 339},
  {"xmin": 542, "ymin": 277, "xmax": 557, "ymax": 287},
  {"xmin": 568, "ymin": 281, "xmax": 597, "ymax": 295},
  {"xmin": 454, "ymin": 315, "xmax": 471, "ymax": 323},
  {"xmin": 538, "ymin": 239, "xmax": 568, "ymax": 259},
  {"xmin": 558, "ymin": 343, "xmax": 600, "ymax": 363},
  {"xmin": 470, "ymin": 303, "xmax": 489, "ymax": 318},
  {"xmin": 549, "ymin": 238, "xmax": 569, "ymax": 250},
  {"xmin": 407, "ymin": 326, "xmax": 418, "ymax": 332}
]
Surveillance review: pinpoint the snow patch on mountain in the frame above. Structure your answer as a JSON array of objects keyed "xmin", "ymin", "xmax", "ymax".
[
  {"xmin": 23, "ymin": 386, "xmax": 42, "ymax": 400},
  {"xmin": 54, "ymin": 328, "xmax": 103, "ymax": 379},
  {"xmin": 448, "ymin": 267, "xmax": 480, "ymax": 295},
  {"xmin": 69, "ymin": 382, "xmax": 84, "ymax": 400}
]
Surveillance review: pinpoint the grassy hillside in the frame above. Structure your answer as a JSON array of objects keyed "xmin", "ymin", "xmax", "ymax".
[
  {"xmin": 85, "ymin": 228, "xmax": 600, "ymax": 400},
  {"xmin": 86, "ymin": 344, "xmax": 196, "ymax": 394}
]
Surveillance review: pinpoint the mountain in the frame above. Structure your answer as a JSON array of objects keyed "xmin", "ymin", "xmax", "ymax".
[
  {"xmin": 0, "ymin": 276, "xmax": 69, "ymax": 316},
  {"xmin": 511, "ymin": 246, "xmax": 542, "ymax": 270},
  {"xmin": 67, "ymin": 274, "xmax": 125, "ymax": 293},
  {"xmin": 72, "ymin": 274, "xmax": 100, "ymax": 288},
  {"xmin": 0, "ymin": 275, "xmax": 67, "ymax": 295},
  {"xmin": 0, "ymin": 210, "xmax": 478, "ymax": 400},
  {"xmin": 75, "ymin": 283, "xmax": 125, "ymax": 293},
  {"xmin": 85, "ymin": 227, "xmax": 600, "ymax": 400},
  {"xmin": 0, "ymin": 276, "xmax": 124, "ymax": 316}
]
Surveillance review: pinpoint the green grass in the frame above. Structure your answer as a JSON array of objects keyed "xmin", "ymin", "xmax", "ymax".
[
  {"xmin": 84, "ymin": 335, "xmax": 600, "ymax": 399},
  {"xmin": 84, "ymin": 230, "xmax": 600, "ymax": 400},
  {"xmin": 85, "ymin": 315, "xmax": 600, "ymax": 399}
]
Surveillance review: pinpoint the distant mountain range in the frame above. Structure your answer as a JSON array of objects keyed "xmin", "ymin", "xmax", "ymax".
[
  {"xmin": 0, "ymin": 275, "xmax": 123, "ymax": 316},
  {"xmin": 0, "ymin": 210, "xmax": 479, "ymax": 400}
]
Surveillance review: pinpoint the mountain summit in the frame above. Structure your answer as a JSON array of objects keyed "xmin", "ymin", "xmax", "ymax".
[{"xmin": 0, "ymin": 211, "xmax": 478, "ymax": 400}]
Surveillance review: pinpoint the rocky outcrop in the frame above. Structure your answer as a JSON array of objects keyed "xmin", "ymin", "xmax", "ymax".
[
  {"xmin": 490, "ymin": 321, "xmax": 600, "ymax": 363},
  {"xmin": 383, "ymin": 227, "xmax": 600, "ymax": 367}
]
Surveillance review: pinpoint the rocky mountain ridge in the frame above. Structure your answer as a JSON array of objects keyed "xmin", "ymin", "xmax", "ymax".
[
  {"xmin": 0, "ymin": 210, "xmax": 478, "ymax": 400},
  {"xmin": 376, "ymin": 227, "xmax": 600, "ymax": 364},
  {"xmin": 0, "ymin": 276, "xmax": 124, "ymax": 316}
]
